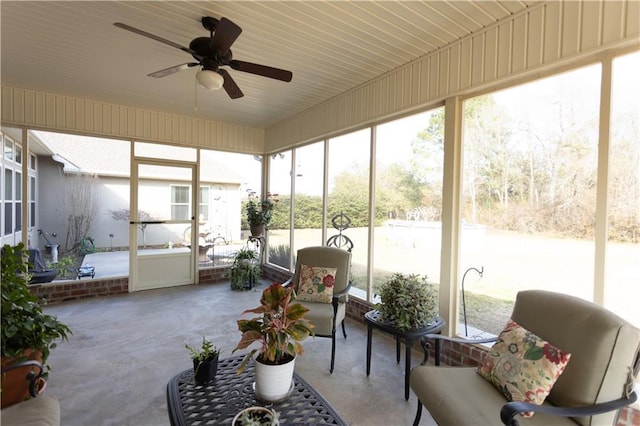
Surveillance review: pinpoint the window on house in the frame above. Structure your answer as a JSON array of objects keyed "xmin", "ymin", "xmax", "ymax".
[
  {"xmin": 30, "ymin": 154, "xmax": 36, "ymax": 170},
  {"xmin": 15, "ymin": 145, "xmax": 22, "ymax": 165},
  {"xmin": 4, "ymin": 168, "xmax": 13, "ymax": 235},
  {"xmin": 4, "ymin": 138, "xmax": 13, "ymax": 161},
  {"xmin": 459, "ymin": 64, "xmax": 601, "ymax": 336},
  {"xmin": 15, "ymin": 171, "xmax": 21, "ymax": 232},
  {"xmin": 29, "ymin": 176, "xmax": 36, "ymax": 228},
  {"xmin": 171, "ymin": 185, "xmax": 190, "ymax": 220},
  {"xmin": 373, "ymin": 109, "xmax": 444, "ymax": 301}
]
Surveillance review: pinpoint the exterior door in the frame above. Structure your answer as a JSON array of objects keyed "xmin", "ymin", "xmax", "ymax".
[{"xmin": 129, "ymin": 159, "xmax": 197, "ymax": 291}]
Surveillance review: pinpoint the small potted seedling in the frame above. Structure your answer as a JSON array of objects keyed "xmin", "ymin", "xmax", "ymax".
[
  {"xmin": 232, "ymin": 406, "xmax": 279, "ymax": 426},
  {"xmin": 185, "ymin": 337, "xmax": 220, "ymax": 384}
]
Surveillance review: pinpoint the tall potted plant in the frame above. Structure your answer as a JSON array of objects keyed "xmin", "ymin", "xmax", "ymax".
[
  {"xmin": 229, "ymin": 248, "xmax": 261, "ymax": 291},
  {"xmin": 245, "ymin": 192, "xmax": 278, "ymax": 237},
  {"xmin": 1, "ymin": 243, "xmax": 72, "ymax": 408},
  {"xmin": 233, "ymin": 283, "xmax": 314, "ymax": 402}
]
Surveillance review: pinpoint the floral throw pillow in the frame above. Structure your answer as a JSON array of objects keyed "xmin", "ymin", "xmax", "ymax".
[
  {"xmin": 477, "ymin": 319, "xmax": 571, "ymax": 417},
  {"xmin": 296, "ymin": 265, "xmax": 337, "ymax": 304}
]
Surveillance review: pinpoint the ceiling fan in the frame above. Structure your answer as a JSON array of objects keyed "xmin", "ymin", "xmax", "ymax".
[{"xmin": 114, "ymin": 16, "xmax": 292, "ymax": 99}]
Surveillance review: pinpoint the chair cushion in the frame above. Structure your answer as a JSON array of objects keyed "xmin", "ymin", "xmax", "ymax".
[
  {"xmin": 297, "ymin": 300, "xmax": 346, "ymax": 336},
  {"xmin": 296, "ymin": 265, "xmax": 337, "ymax": 304},
  {"xmin": 410, "ymin": 365, "xmax": 577, "ymax": 426},
  {"xmin": 477, "ymin": 319, "xmax": 571, "ymax": 417}
]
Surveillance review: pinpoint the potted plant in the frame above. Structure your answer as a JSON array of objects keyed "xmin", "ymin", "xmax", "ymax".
[
  {"xmin": 229, "ymin": 248, "xmax": 261, "ymax": 291},
  {"xmin": 375, "ymin": 273, "xmax": 438, "ymax": 331},
  {"xmin": 232, "ymin": 406, "xmax": 279, "ymax": 426},
  {"xmin": 1, "ymin": 243, "xmax": 72, "ymax": 408},
  {"xmin": 185, "ymin": 336, "xmax": 220, "ymax": 384},
  {"xmin": 245, "ymin": 192, "xmax": 278, "ymax": 237},
  {"xmin": 233, "ymin": 283, "xmax": 314, "ymax": 402}
]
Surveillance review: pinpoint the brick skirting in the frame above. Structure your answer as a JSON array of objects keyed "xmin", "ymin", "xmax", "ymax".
[{"xmin": 29, "ymin": 266, "xmax": 230, "ymax": 305}]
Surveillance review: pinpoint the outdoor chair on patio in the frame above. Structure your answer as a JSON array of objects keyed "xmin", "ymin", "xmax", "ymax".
[
  {"xmin": 27, "ymin": 248, "xmax": 58, "ymax": 284},
  {"xmin": 410, "ymin": 290, "xmax": 640, "ymax": 426},
  {"xmin": 284, "ymin": 246, "xmax": 352, "ymax": 373}
]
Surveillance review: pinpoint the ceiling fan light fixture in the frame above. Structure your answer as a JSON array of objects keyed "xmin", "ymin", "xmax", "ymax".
[{"xmin": 196, "ymin": 69, "xmax": 224, "ymax": 90}]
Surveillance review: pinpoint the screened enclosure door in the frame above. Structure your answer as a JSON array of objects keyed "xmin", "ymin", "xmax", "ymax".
[{"xmin": 129, "ymin": 159, "xmax": 197, "ymax": 291}]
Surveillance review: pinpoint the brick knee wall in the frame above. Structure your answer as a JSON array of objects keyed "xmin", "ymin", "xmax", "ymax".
[
  {"xmin": 29, "ymin": 266, "xmax": 230, "ymax": 304},
  {"xmin": 29, "ymin": 276, "xmax": 129, "ymax": 303}
]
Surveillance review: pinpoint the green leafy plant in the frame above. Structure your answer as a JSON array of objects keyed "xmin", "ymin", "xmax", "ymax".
[
  {"xmin": 245, "ymin": 192, "xmax": 278, "ymax": 227},
  {"xmin": 229, "ymin": 248, "xmax": 261, "ymax": 291},
  {"xmin": 185, "ymin": 336, "xmax": 220, "ymax": 364},
  {"xmin": 233, "ymin": 283, "xmax": 314, "ymax": 373},
  {"xmin": 1, "ymin": 243, "xmax": 72, "ymax": 366},
  {"xmin": 375, "ymin": 273, "xmax": 438, "ymax": 331},
  {"xmin": 50, "ymin": 255, "xmax": 77, "ymax": 279}
]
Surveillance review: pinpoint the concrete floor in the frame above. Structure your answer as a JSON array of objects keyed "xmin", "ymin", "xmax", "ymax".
[{"xmin": 44, "ymin": 280, "xmax": 437, "ymax": 426}]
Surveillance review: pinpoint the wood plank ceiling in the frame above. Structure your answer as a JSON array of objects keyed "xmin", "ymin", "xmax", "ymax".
[{"xmin": 1, "ymin": 1, "xmax": 536, "ymax": 129}]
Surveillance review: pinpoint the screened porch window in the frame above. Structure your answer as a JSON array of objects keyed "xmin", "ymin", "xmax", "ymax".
[{"xmin": 171, "ymin": 185, "xmax": 190, "ymax": 220}]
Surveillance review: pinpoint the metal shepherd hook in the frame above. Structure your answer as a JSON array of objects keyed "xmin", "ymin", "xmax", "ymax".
[{"xmin": 461, "ymin": 266, "xmax": 484, "ymax": 336}]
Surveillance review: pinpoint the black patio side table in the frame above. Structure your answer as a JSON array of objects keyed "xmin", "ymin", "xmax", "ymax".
[
  {"xmin": 365, "ymin": 310, "xmax": 445, "ymax": 400},
  {"xmin": 166, "ymin": 355, "xmax": 348, "ymax": 426}
]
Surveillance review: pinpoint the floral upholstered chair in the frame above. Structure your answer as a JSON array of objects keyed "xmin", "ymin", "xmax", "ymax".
[
  {"xmin": 410, "ymin": 290, "xmax": 640, "ymax": 426},
  {"xmin": 284, "ymin": 246, "xmax": 352, "ymax": 373}
]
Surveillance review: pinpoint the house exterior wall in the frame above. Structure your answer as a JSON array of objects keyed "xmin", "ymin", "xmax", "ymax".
[
  {"xmin": 265, "ymin": 0, "xmax": 640, "ymax": 151},
  {"xmin": 35, "ymin": 156, "xmax": 68, "ymax": 250},
  {"xmin": 34, "ymin": 157, "xmax": 243, "ymax": 252}
]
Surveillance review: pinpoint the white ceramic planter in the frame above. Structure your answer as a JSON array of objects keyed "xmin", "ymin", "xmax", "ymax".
[{"xmin": 253, "ymin": 356, "xmax": 295, "ymax": 402}]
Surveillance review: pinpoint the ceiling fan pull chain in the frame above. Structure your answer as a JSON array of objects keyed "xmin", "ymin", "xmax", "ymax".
[{"xmin": 194, "ymin": 78, "xmax": 198, "ymax": 111}]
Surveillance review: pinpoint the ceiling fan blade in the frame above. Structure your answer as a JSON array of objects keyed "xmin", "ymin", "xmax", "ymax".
[
  {"xmin": 230, "ymin": 60, "xmax": 292, "ymax": 82},
  {"xmin": 210, "ymin": 17, "xmax": 242, "ymax": 55},
  {"xmin": 147, "ymin": 63, "xmax": 199, "ymax": 78},
  {"xmin": 218, "ymin": 69, "xmax": 244, "ymax": 99},
  {"xmin": 114, "ymin": 22, "xmax": 200, "ymax": 59}
]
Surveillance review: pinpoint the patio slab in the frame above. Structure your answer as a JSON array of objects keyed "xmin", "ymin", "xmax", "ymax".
[{"xmin": 43, "ymin": 281, "xmax": 437, "ymax": 426}]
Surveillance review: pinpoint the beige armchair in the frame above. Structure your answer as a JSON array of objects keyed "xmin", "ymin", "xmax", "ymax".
[
  {"xmin": 410, "ymin": 290, "xmax": 640, "ymax": 425},
  {"xmin": 284, "ymin": 246, "xmax": 352, "ymax": 373}
]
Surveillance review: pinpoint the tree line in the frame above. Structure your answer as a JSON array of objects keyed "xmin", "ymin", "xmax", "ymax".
[{"xmin": 244, "ymin": 94, "xmax": 637, "ymax": 243}]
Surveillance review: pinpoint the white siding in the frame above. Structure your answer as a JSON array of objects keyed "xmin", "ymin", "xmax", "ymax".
[{"xmin": 1, "ymin": 88, "xmax": 265, "ymax": 154}]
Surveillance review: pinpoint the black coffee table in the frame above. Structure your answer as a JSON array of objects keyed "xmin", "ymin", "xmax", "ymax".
[{"xmin": 166, "ymin": 355, "xmax": 348, "ymax": 425}]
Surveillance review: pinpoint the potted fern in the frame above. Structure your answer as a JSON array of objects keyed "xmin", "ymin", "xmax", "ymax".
[
  {"xmin": 185, "ymin": 336, "xmax": 220, "ymax": 384},
  {"xmin": 233, "ymin": 283, "xmax": 314, "ymax": 401}
]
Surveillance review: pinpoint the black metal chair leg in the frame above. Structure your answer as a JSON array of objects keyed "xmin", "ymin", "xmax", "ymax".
[
  {"xmin": 341, "ymin": 320, "xmax": 347, "ymax": 338},
  {"xmin": 330, "ymin": 331, "xmax": 336, "ymax": 373},
  {"xmin": 413, "ymin": 402, "xmax": 423, "ymax": 426}
]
